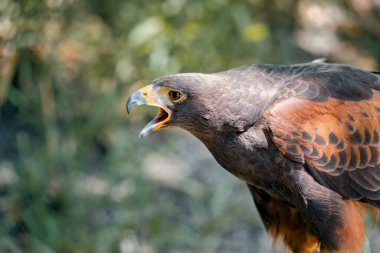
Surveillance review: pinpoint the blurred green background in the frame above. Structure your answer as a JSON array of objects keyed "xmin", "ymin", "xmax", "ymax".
[{"xmin": 1, "ymin": 0, "xmax": 380, "ymax": 252}]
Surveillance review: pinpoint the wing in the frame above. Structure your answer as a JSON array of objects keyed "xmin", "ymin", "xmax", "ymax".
[{"xmin": 264, "ymin": 65, "xmax": 380, "ymax": 206}]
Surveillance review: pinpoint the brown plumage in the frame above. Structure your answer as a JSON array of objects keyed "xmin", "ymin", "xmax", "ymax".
[{"xmin": 126, "ymin": 61, "xmax": 380, "ymax": 253}]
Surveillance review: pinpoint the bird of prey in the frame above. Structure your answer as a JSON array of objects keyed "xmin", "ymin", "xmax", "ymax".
[{"xmin": 126, "ymin": 61, "xmax": 380, "ymax": 253}]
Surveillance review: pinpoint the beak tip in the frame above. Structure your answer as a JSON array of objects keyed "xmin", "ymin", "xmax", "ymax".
[
  {"xmin": 126, "ymin": 91, "xmax": 146, "ymax": 114},
  {"xmin": 126, "ymin": 97, "xmax": 132, "ymax": 114},
  {"xmin": 138, "ymin": 131, "xmax": 146, "ymax": 139},
  {"xmin": 139, "ymin": 126, "xmax": 152, "ymax": 139}
]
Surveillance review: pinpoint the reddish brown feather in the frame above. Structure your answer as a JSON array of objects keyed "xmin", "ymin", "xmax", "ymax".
[
  {"xmin": 320, "ymin": 201, "xmax": 366, "ymax": 253},
  {"xmin": 261, "ymin": 197, "xmax": 320, "ymax": 253},
  {"xmin": 266, "ymin": 90, "xmax": 380, "ymax": 176},
  {"xmin": 261, "ymin": 197, "xmax": 366, "ymax": 253}
]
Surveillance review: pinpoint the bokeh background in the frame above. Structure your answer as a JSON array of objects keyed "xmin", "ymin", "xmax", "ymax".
[{"xmin": 1, "ymin": 0, "xmax": 380, "ymax": 252}]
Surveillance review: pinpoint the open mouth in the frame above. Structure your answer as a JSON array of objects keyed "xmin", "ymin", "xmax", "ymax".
[
  {"xmin": 149, "ymin": 107, "xmax": 170, "ymax": 128},
  {"xmin": 139, "ymin": 106, "xmax": 171, "ymax": 138},
  {"xmin": 126, "ymin": 87, "xmax": 171, "ymax": 138}
]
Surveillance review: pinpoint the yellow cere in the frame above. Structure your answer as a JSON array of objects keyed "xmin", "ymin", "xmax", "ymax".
[{"xmin": 138, "ymin": 85, "xmax": 172, "ymax": 131}]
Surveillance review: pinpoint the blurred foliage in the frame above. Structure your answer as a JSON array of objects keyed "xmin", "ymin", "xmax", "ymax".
[{"xmin": 0, "ymin": 0, "xmax": 380, "ymax": 252}]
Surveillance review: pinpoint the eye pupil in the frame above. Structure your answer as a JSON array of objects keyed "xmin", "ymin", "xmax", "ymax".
[{"xmin": 169, "ymin": 91, "xmax": 182, "ymax": 101}]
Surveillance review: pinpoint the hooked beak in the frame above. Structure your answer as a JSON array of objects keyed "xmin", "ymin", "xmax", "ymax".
[
  {"xmin": 126, "ymin": 91, "xmax": 146, "ymax": 114},
  {"xmin": 126, "ymin": 85, "xmax": 171, "ymax": 138}
]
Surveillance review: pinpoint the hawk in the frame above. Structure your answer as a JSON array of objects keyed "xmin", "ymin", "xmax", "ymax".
[{"xmin": 126, "ymin": 61, "xmax": 380, "ymax": 253}]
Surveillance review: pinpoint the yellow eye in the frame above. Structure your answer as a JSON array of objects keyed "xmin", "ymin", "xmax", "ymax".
[{"xmin": 168, "ymin": 90, "xmax": 183, "ymax": 102}]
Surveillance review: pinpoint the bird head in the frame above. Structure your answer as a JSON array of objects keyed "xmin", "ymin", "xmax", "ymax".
[
  {"xmin": 126, "ymin": 69, "xmax": 274, "ymax": 139},
  {"xmin": 127, "ymin": 73, "xmax": 216, "ymax": 139}
]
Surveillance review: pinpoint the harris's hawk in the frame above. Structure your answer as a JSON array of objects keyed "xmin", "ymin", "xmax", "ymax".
[{"xmin": 126, "ymin": 61, "xmax": 380, "ymax": 253}]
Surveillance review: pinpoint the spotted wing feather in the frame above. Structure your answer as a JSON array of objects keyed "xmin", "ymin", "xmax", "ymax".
[{"xmin": 265, "ymin": 67, "xmax": 380, "ymax": 205}]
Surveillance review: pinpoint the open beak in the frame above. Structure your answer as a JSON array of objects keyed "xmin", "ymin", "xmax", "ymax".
[{"xmin": 126, "ymin": 85, "xmax": 171, "ymax": 138}]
